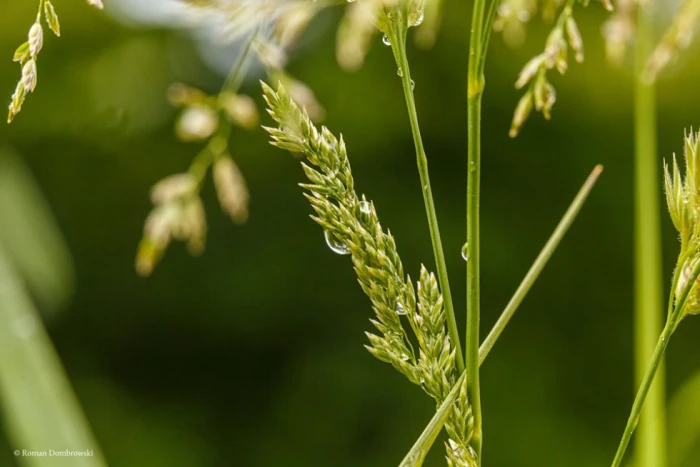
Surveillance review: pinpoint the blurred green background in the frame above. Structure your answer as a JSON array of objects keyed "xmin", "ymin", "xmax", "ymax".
[{"xmin": 1, "ymin": 1, "xmax": 700, "ymax": 466}]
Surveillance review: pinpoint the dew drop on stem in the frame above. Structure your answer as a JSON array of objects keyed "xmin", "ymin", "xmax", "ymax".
[
  {"xmin": 324, "ymin": 230, "xmax": 350, "ymax": 255},
  {"xmin": 461, "ymin": 242, "xmax": 469, "ymax": 261},
  {"xmin": 382, "ymin": 35, "xmax": 391, "ymax": 46}
]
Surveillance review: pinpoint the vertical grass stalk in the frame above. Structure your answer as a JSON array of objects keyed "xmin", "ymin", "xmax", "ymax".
[
  {"xmin": 633, "ymin": 3, "xmax": 666, "ymax": 467},
  {"xmin": 392, "ymin": 25, "xmax": 465, "ymax": 373},
  {"xmin": 466, "ymin": 0, "xmax": 490, "ymax": 462},
  {"xmin": 400, "ymin": 165, "xmax": 603, "ymax": 467}
]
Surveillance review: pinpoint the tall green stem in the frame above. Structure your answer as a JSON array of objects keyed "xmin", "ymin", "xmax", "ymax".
[
  {"xmin": 399, "ymin": 165, "xmax": 603, "ymax": 467},
  {"xmin": 392, "ymin": 26, "xmax": 464, "ymax": 373},
  {"xmin": 466, "ymin": 0, "xmax": 490, "ymax": 462},
  {"xmin": 633, "ymin": 3, "xmax": 665, "ymax": 467}
]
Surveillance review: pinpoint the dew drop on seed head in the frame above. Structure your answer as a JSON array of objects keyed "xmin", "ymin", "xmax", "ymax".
[
  {"xmin": 396, "ymin": 301, "xmax": 406, "ymax": 315},
  {"xmin": 410, "ymin": 79, "xmax": 415, "ymax": 90},
  {"xmin": 400, "ymin": 353, "xmax": 410, "ymax": 362},
  {"xmin": 382, "ymin": 35, "xmax": 391, "ymax": 46},
  {"xmin": 324, "ymin": 230, "xmax": 350, "ymax": 255},
  {"xmin": 359, "ymin": 200, "xmax": 371, "ymax": 215},
  {"xmin": 397, "ymin": 67, "xmax": 403, "ymax": 77},
  {"xmin": 461, "ymin": 243, "xmax": 469, "ymax": 261},
  {"xmin": 410, "ymin": 10, "xmax": 425, "ymax": 27}
]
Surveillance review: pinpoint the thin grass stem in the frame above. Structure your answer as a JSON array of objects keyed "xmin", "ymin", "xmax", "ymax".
[
  {"xmin": 399, "ymin": 372, "xmax": 468, "ymax": 467},
  {"xmin": 399, "ymin": 165, "xmax": 602, "ymax": 466},
  {"xmin": 189, "ymin": 28, "xmax": 258, "ymax": 183},
  {"xmin": 612, "ymin": 259, "xmax": 700, "ymax": 466},
  {"xmin": 479, "ymin": 165, "xmax": 603, "ymax": 363},
  {"xmin": 466, "ymin": 0, "xmax": 491, "ymax": 461},
  {"xmin": 392, "ymin": 27, "xmax": 464, "ymax": 373}
]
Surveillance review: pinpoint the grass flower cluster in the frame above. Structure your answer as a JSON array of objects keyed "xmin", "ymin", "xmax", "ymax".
[
  {"xmin": 644, "ymin": 0, "xmax": 700, "ymax": 82},
  {"xmin": 263, "ymin": 82, "xmax": 476, "ymax": 466},
  {"xmin": 509, "ymin": 0, "xmax": 591, "ymax": 137},
  {"xmin": 136, "ymin": 1, "xmax": 332, "ymax": 275},
  {"xmin": 7, "ymin": 0, "xmax": 102, "ymax": 123},
  {"xmin": 611, "ymin": 131, "xmax": 700, "ymax": 466},
  {"xmin": 11, "ymin": 0, "xmax": 700, "ymax": 465}
]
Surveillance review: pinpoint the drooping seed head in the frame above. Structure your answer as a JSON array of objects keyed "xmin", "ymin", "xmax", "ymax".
[
  {"xmin": 21, "ymin": 59, "xmax": 38, "ymax": 93},
  {"xmin": 28, "ymin": 23, "xmax": 43, "ymax": 57}
]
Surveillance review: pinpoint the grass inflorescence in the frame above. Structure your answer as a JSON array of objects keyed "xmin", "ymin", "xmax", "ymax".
[{"xmin": 263, "ymin": 81, "xmax": 477, "ymax": 466}]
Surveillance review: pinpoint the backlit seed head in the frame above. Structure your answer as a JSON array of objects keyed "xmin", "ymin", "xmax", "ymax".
[
  {"xmin": 7, "ymin": 82, "xmax": 26, "ymax": 123},
  {"xmin": 336, "ymin": 0, "xmax": 378, "ymax": 71},
  {"xmin": 21, "ymin": 59, "xmax": 38, "ymax": 93},
  {"xmin": 150, "ymin": 173, "xmax": 197, "ymax": 205},
  {"xmin": 221, "ymin": 94, "xmax": 259, "ymax": 130},
  {"xmin": 28, "ymin": 23, "xmax": 43, "ymax": 57},
  {"xmin": 213, "ymin": 156, "xmax": 250, "ymax": 224},
  {"xmin": 509, "ymin": 92, "xmax": 533, "ymax": 138},
  {"xmin": 175, "ymin": 106, "xmax": 218, "ymax": 141},
  {"xmin": 167, "ymin": 83, "xmax": 209, "ymax": 108},
  {"xmin": 565, "ymin": 17, "xmax": 584, "ymax": 63},
  {"xmin": 515, "ymin": 54, "xmax": 545, "ymax": 89},
  {"xmin": 643, "ymin": 0, "xmax": 700, "ymax": 82}
]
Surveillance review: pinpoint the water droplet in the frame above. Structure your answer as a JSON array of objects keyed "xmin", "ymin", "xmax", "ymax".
[
  {"xmin": 324, "ymin": 230, "xmax": 350, "ymax": 255},
  {"xmin": 414, "ymin": 313, "xmax": 424, "ymax": 327},
  {"xmin": 400, "ymin": 353, "xmax": 410, "ymax": 362},
  {"xmin": 397, "ymin": 67, "xmax": 403, "ymax": 77},
  {"xmin": 410, "ymin": 10, "xmax": 425, "ymax": 27},
  {"xmin": 410, "ymin": 79, "xmax": 415, "ymax": 90},
  {"xmin": 461, "ymin": 243, "xmax": 469, "ymax": 261},
  {"xmin": 382, "ymin": 35, "xmax": 391, "ymax": 46},
  {"xmin": 396, "ymin": 300, "xmax": 406, "ymax": 315},
  {"xmin": 359, "ymin": 200, "xmax": 371, "ymax": 215},
  {"xmin": 419, "ymin": 376, "xmax": 426, "ymax": 385}
]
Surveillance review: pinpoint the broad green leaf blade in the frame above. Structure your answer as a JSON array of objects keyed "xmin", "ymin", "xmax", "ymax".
[
  {"xmin": 0, "ymin": 149, "xmax": 74, "ymax": 313},
  {"xmin": 0, "ymin": 245, "xmax": 106, "ymax": 466}
]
